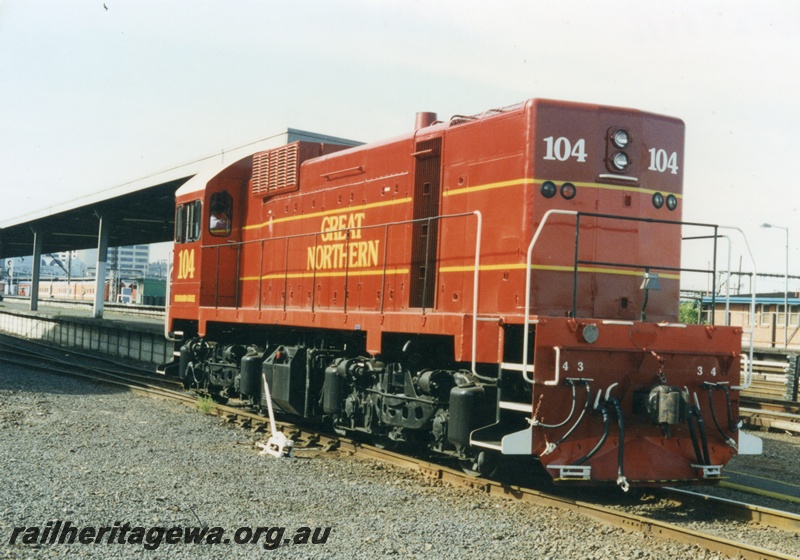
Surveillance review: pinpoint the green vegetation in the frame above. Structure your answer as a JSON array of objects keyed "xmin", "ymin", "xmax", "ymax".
[
  {"xmin": 196, "ymin": 395, "xmax": 216, "ymax": 415},
  {"xmin": 678, "ymin": 300, "xmax": 701, "ymax": 325}
]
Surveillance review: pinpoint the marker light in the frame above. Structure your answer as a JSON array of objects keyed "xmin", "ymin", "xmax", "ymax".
[
  {"xmin": 560, "ymin": 182, "xmax": 576, "ymax": 200},
  {"xmin": 666, "ymin": 194, "xmax": 678, "ymax": 211},
  {"xmin": 612, "ymin": 152, "xmax": 629, "ymax": 170},
  {"xmin": 612, "ymin": 130, "xmax": 629, "ymax": 149},
  {"xmin": 541, "ymin": 181, "xmax": 557, "ymax": 198},
  {"xmin": 652, "ymin": 192, "xmax": 664, "ymax": 209}
]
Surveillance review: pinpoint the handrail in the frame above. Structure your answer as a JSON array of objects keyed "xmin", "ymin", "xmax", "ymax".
[
  {"xmin": 519, "ymin": 211, "xmax": 756, "ymax": 388},
  {"xmin": 258, "ymin": 239, "xmax": 264, "ymax": 312},
  {"xmin": 469, "ymin": 211, "xmax": 482, "ymax": 378},
  {"xmin": 545, "ymin": 346, "xmax": 562, "ymax": 386},
  {"xmin": 164, "ymin": 250, "xmax": 179, "ymax": 342},
  {"xmin": 522, "ymin": 210, "xmax": 577, "ymax": 383},
  {"xmin": 718, "ymin": 225, "xmax": 757, "ymax": 390},
  {"xmin": 214, "ymin": 246, "xmax": 220, "ymax": 309},
  {"xmin": 283, "ymin": 236, "xmax": 290, "ymax": 313},
  {"xmin": 721, "ymin": 234, "xmax": 732, "ymax": 326},
  {"xmin": 570, "ymin": 212, "xmax": 723, "ymax": 321},
  {"xmin": 681, "ymin": 233, "xmax": 734, "ymax": 327},
  {"xmin": 204, "ymin": 210, "xmax": 481, "ymax": 320}
]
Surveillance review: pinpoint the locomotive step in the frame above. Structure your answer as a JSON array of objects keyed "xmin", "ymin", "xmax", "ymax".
[
  {"xmin": 498, "ymin": 401, "xmax": 533, "ymax": 413},
  {"xmin": 470, "ymin": 439, "xmax": 502, "ymax": 451},
  {"xmin": 471, "ymin": 423, "xmax": 534, "ymax": 455},
  {"xmin": 500, "ymin": 362, "xmax": 534, "ymax": 373},
  {"xmin": 548, "ymin": 465, "xmax": 592, "ymax": 480}
]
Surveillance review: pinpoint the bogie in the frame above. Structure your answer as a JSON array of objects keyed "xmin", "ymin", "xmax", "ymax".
[{"xmin": 177, "ymin": 331, "xmax": 501, "ymax": 471}]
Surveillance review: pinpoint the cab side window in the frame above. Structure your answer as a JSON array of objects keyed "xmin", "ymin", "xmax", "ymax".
[
  {"xmin": 209, "ymin": 191, "xmax": 233, "ymax": 237},
  {"xmin": 188, "ymin": 201, "xmax": 201, "ymax": 241},
  {"xmin": 175, "ymin": 200, "xmax": 202, "ymax": 243},
  {"xmin": 174, "ymin": 205, "xmax": 185, "ymax": 243}
]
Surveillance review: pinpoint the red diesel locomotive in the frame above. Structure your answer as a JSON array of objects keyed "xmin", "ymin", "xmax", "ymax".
[{"xmin": 164, "ymin": 98, "xmax": 751, "ymax": 489}]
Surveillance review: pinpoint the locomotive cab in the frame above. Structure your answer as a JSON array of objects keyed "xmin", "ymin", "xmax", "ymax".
[{"xmin": 169, "ymin": 157, "xmax": 249, "ymax": 332}]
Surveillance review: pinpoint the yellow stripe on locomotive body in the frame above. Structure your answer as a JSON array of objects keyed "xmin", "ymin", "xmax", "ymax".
[
  {"xmin": 241, "ymin": 268, "xmax": 410, "ymax": 282},
  {"xmin": 438, "ymin": 262, "xmax": 681, "ymax": 279},
  {"xmin": 243, "ymin": 264, "xmax": 680, "ymax": 282},
  {"xmin": 443, "ymin": 177, "xmax": 682, "ymax": 200}
]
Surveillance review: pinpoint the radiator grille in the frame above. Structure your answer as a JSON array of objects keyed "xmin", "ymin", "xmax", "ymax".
[
  {"xmin": 251, "ymin": 141, "xmax": 353, "ymax": 197},
  {"xmin": 252, "ymin": 143, "xmax": 300, "ymax": 196}
]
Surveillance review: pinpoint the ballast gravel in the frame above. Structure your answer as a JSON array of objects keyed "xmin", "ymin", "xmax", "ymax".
[{"xmin": 0, "ymin": 364, "xmax": 792, "ymax": 560}]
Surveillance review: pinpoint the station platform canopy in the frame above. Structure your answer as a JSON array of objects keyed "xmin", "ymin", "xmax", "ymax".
[
  {"xmin": 0, "ymin": 128, "xmax": 360, "ymax": 317},
  {"xmin": 0, "ymin": 128, "xmax": 360, "ymax": 259}
]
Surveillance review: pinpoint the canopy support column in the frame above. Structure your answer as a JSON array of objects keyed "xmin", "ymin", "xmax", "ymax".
[
  {"xmin": 29, "ymin": 226, "xmax": 43, "ymax": 311},
  {"xmin": 93, "ymin": 214, "xmax": 111, "ymax": 318}
]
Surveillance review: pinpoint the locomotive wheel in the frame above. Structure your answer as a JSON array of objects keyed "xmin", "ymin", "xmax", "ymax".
[{"xmin": 459, "ymin": 450, "xmax": 499, "ymax": 478}]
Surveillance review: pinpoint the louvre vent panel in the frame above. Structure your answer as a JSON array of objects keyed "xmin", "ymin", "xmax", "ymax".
[
  {"xmin": 251, "ymin": 141, "xmax": 353, "ymax": 198},
  {"xmin": 252, "ymin": 143, "xmax": 300, "ymax": 196}
]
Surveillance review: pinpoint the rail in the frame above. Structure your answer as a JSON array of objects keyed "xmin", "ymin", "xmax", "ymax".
[{"xmin": 4, "ymin": 335, "xmax": 797, "ymax": 560}]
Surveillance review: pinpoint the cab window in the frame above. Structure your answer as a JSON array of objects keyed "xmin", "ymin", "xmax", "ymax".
[
  {"xmin": 174, "ymin": 205, "xmax": 185, "ymax": 243},
  {"xmin": 175, "ymin": 200, "xmax": 202, "ymax": 243},
  {"xmin": 209, "ymin": 191, "xmax": 233, "ymax": 237}
]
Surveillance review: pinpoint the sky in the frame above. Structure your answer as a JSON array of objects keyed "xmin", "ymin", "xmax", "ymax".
[{"xmin": 1, "ymin": 0, "xmax": 799, "ymax": 293}]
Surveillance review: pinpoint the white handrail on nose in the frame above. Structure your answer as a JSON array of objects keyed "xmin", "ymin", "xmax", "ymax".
[{"xmin": 521, "ymin": 209, "xmax": 578, "ymax": 384}]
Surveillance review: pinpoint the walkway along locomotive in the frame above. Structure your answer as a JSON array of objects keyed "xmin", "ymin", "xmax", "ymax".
[{"xmin": 162, "ymin": 98, "xmax": 760, "ymax": 489}]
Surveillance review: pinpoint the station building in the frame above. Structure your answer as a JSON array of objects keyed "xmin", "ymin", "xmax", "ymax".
[{"xmin": 701, "ymin": 293, "xmax": 800, "ymax": 349}]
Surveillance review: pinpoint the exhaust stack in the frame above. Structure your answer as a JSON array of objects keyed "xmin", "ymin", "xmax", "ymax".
[{"xmin": 415, "ymin": 112, "xmax": 438, "ymax": 129}]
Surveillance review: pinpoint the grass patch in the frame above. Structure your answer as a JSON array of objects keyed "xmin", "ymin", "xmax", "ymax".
[{"xmin": 196, "ymin": 395, "xmax": 216, "ymax": 415}]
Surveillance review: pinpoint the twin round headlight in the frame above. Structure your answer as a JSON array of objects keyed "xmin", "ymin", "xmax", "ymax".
[{"xmin": 610, "ymin": 129, "xmax": 630, "ymax": 171}]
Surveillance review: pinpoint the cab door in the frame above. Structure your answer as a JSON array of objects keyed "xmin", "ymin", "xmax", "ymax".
[
  {"xmin": 171, "ymin": 199, "xmax": 202, "ymax": 314},
  {"xmin": 409, "ymin": 138, "xmax": 442, "ymax": 309},
  {"xmin": 200, "ymin": 184, "xmax": 240, "ymax": 308}
]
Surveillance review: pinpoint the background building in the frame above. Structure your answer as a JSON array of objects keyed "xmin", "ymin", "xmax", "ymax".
[
  {"xmin": 2, "ymin": 244, "xmax": 166, "ymax": 303},
  {"xmin": 701, "ymin": 293, "xmax": 800, "ymax": 349}
]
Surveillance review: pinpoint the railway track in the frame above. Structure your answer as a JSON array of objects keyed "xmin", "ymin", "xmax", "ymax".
[
  {"xmin": 740, "ymin": 396, "xmax": 800, "ymax": 435},
  {"xmin": 0, "ymin": 334, "xmax": 186, "ymax": 398},
  {"xmin": 1, "ymin": 334, "xmax": 798, "ymax": 560}
]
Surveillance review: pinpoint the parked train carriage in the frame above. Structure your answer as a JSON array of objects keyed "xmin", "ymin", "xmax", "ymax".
[{"xmin": 165, "ymin": 98, "xmax": 755, "ymax": 488}]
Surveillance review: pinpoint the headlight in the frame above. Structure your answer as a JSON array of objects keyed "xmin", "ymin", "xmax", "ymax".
[
  {"xmin": 652, "ymin": 192, "xmax": 664, "ymax": 209},
  {"xmin": 612, "ymin": 130, "xmax": 629, "ymax": 149},
  {"xmin": 612, "ymin": 152, "xmax": 629, "ymax": 170},
  {"xmin": 582, "ymin": 323, "xmax": 599, "ymax": 344},
  {"xmin": 666, "ymin": 194, "xmax": 678, "ymax": 211},
  {"xmin": 560, "ymin": 182, "xmax": 576, "ymax": 200},
  {"xmin": 541, "ymin": 181, "xmax": 557, "ymax": 198}
]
